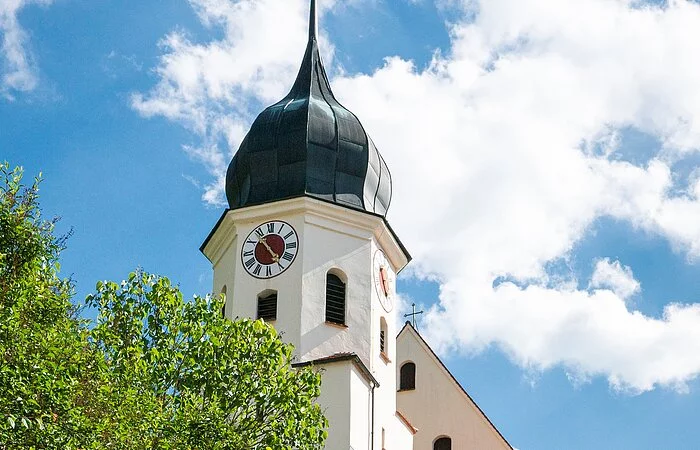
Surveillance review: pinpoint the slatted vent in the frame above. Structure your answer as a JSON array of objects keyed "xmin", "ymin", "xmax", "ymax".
[
  {"xmin": 257, "ymin": 292, "xmax": 277, "ymax": 322},
  {"xmin": 325, "ymin": 273, "xmax": 346, "ymax": 325},
  {"xmin": 380, "ymin": 317, "xmax": 388, "ymax": 356}
]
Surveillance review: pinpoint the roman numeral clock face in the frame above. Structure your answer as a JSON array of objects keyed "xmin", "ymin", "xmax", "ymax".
[{"xmin": 241, "ymin": 221, "xmax": 299, "ymax": 279}]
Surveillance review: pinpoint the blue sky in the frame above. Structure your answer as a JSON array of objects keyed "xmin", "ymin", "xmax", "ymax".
[{"xmin": 4, "ymin": 0, "xmax": 700, "ymax": 448}]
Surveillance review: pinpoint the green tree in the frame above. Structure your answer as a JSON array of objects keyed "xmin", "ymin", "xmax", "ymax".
[
  {"xmin": 0, "ymin": 162, "xmax": 328, "ymax": 449},
  {"xmin": 87, "ymin": 272, "xmax": 328, "ymax": 449},
  {"xmin": 0, "ymin": 162, "xmax": 103, "ymax": 449}
]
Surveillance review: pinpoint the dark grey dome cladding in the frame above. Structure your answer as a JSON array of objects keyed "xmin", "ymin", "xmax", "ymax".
[{"xmin": 225, "ymin": 0, "xmax": 392, "ymax": 217}]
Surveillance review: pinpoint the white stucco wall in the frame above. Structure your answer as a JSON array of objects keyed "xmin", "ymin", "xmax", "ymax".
[
  {"xmin": 392, "ymin": 413, "xmax": 416, "ymax": 449},
  {"xmin": 299, "ymin": 211, "xmax": 373, "ymax": 366},
  {"xmin": 349, "ymin": 367, "xmax": 372, "ymax": 450},
  {"xmin": 211, "ymin": 210, "xmax": 304, "ymax": 352},
  {"xmin": 316, "ymin": 361, "xmax": 352, "ymax": 450},
  {"xmin": 305, "ymin": 358, "xmax": 378, "ymax": 450},
  {"xmin": 202, "ymin": 197, "xmax": 411, "ymax": 450},
  {"xmin": 396, "ymin": 327, "xmax": 512, "ymax": 450},
  {"xmin": 204, "ymin": 198, "xmax": 407, "ymax": 367}
]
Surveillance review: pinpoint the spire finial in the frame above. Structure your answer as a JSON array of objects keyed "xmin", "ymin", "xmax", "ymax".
[{"xmin": 309, "ymin": 0, "xmax": 317, "ymax": 40}]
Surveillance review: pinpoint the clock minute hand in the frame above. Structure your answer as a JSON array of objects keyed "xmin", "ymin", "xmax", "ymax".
[{"xmin": 258, "ymin": 237, "xmax": 280, "ymax": 262}]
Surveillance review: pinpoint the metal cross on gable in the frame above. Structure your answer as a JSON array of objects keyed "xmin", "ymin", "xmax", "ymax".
[{"xmin": 404, "ymin": 303, "xmax": 424, "ymax": 329}]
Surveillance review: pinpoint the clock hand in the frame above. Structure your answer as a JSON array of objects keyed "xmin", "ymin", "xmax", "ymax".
[
  {"xmin": 380, "ymin": 267, "xmax": 389, "ymax": 295},
  {"xmin": 258, "ymin": 236, "xmax": 280, "ymax": 262}
]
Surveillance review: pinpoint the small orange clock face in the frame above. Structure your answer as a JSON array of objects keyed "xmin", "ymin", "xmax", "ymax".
[
  {"xmin": 241, "ymin": 220, "xmax": 298, "ymax": 279},
  {"xmin": 373, "ymin": 250, "xmax": 394, "ymax": 312}
]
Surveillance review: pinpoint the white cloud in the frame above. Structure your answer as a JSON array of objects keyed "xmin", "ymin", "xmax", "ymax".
[
  {"xmin": 131, "ymin": 0, "xmax": 339, "ymax": 203},
  {"xmin": 0, "ymin": 0, "xmax": 52, "ymax": 98},
  {"xmin": 134, "ymin": 0, "xmax": 700, "ymax": 393},
  {"xmin": 589, "ymin": 258, "xmax": 641, "ymax": 300}
]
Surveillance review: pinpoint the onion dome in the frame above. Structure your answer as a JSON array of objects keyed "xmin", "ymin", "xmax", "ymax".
[{"xmin": 225, "ymin": 0, "xmax": 392, "ymax": 216}]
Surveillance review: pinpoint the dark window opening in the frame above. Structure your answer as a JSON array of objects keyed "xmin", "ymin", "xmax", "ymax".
[
  {"xmin": 434, "ymin": 437, "xmax": 452, "ymax": 450},
  {"xmin": 380, "ymin": 317, "xmax": 388, "ymax": 357},
  {"xmin": 400, "ymin": 362, "xmax": 416, "ymax": 391},
  {"xmin": 257, "ymin": 292, "xmax": 277, "ymax": 321},
  {"xmin": 326, "ymin": 273, "xmax": 346, "ymax": 325}
]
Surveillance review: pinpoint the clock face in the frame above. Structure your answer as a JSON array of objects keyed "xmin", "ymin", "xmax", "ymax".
[
  {"xmin": 241, "ymin": 220, "xmax": 299, "ymax": 279},
  {"xmin": 373, "ymin": 250, "xmax": 395, "ymax": 313}
]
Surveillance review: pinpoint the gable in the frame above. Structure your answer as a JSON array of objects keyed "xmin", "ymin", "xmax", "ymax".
[{"xmin": 396, "ymin": 323, "xmax": 512, "ymax": 449}]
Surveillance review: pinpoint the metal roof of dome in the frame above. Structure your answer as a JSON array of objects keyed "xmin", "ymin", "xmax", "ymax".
[{"xmin": 225, "ymin": 0, "xmax": 392, "ymax": 217}]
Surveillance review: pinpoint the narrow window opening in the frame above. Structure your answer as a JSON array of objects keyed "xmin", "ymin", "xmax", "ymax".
[
  {"xmin": 399, "ymin": 362, "xmax": 416, "ymax": 391},
  {"xmin": 434, "ymin": 437, "xmax": 452, "ymax": 450},
  {"xmin": 380, "ymin": 317, "xmax": 388, "ymax": 359},
  {"xmin": 326, "ymin": 272, "xmax": 346, "ymax": 325},
  {"xmin": 257, "ymin": 291, "xmax": 277, "ymax": 322},
  {"xmin": 220, "ymin": 285, "xmax": 227, "ymax": 318}
]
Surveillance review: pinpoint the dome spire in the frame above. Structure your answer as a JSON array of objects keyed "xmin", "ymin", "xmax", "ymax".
[
  {"xmin": 309, "ymin": 0, "xmax": 317, "ymax": 41},
  {"xmin": 225, "ymin": 0, "xmax": 393, "ymax": 217}
]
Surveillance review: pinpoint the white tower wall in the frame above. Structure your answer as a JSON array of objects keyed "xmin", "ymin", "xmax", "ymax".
[
  {"xmin": 204, "ymin": 197, "xmax": 407, "ymax": 364},
  {"xmin": 202, "ymin": 196, "xmax": 411, "ymax": 449}
]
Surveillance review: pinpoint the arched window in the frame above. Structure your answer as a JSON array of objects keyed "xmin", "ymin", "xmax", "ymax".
[
  {"xmin": 325, "ymin": 271, "xmax": 346, "ymax": 325},
  {"xmin": 257, "ymin": 290, "xmax": 277, "ymax": 322},
  {"xmin": 220, "ymin": 285, "xmax": 227, "ymax": 318},
  {"xmin": 380, "ymin": 317, "xmax": 388, "ymax": 356},
  {"xmin": 434, "ymin": 437, "xmax": 452, "ymax": 450},
  {"xmin": 399, "ymin": 362, "xmax": 416, "ymax": 391}
]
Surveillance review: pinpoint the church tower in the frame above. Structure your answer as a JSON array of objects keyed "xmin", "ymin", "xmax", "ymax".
[{"xmin": 201, "ymin": 2, "xmax": 412, "ymax": 448}]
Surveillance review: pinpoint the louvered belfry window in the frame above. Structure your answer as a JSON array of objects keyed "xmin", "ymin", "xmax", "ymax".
[
  {"xmin": 380, "ymin": 317, "xmax": 388, "ymax": 355},
  {"xmin": 325, "ymin": 273, "xmax": 346, "ymax": 325},
  {"xmin": 257, "ymin": 292, "xmax": 277, "ymax": 322}
]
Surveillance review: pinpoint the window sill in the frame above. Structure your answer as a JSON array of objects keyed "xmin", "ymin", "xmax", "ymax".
[
  {"xmin": 325, "ymin": 321, "xmax": 348, "ymax": 329},
  {"xmin": 380, "ymin": 352, "xmax": 391, "ymax": 364},
  {"xmin": 397, "ymin": 388, "xmax": 415, "ymax": 392}
]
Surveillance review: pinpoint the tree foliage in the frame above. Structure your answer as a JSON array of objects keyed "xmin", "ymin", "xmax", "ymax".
[
  {"xmin": 0, "ymin": 162, "xmax": 328, "ymax": 449},
  {"xmin": 0, "ymin": 162, "xmax": 101, "ymax": 448},
  {"xmin": 87, "ymin": 273, "xmax": 328, "ymax": 449}
]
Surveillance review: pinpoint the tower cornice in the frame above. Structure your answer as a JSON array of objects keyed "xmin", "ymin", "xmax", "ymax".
[{"xmin": 201, "ymin": 197, "xmax": 410, "ymax": 271}]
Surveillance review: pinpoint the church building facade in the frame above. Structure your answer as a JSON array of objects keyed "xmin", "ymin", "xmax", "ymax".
[{"xmin": 201, "ymin": 1, "xmax": 512, "ymax": 448}]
